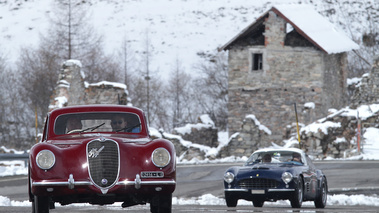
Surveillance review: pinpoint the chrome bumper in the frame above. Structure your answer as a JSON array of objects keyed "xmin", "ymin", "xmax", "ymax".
[
  {"xmin": 33, "ymin": 174, "xmax": 176, "ymax": 190},
  {"xmin": 224, "ymin": 188, "xmax": 295, "ymax": 192}
]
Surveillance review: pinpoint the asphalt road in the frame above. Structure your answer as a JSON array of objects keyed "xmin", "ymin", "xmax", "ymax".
[{"xmin": 1, "ymin": 160, "xmax": 379, "ymax": 212}]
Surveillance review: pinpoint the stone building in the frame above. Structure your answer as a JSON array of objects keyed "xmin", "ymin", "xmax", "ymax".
[
  {"xmin": 49, "ymin": 60, "xmax": 128, "ymax": 110},
  {"xmin": 219, "ymin": 4, "xmax": 359, "ymax": 153}
]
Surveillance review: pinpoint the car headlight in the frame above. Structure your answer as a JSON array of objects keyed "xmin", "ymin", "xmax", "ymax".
[
  {"xmin": 152, "ymin": 148, "xmax": 171, "ymax": 168},
  {"xmin": 282, "ymin": 172, "xmax": 293, "ymax": 184},
  {"xmin": 224, "ymin": 172, "xmax": 235, "ymax": 183},
  {"xmin": 36, "ymin": 150, "xmax": 55, "ymax": 170}
]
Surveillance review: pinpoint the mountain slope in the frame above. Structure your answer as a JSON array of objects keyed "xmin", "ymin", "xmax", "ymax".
[{"xmin": 0, "ymin": 0, "xmax": 375, "ymax": 79}]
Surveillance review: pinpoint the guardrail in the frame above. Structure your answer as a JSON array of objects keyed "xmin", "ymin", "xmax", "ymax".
[{"xmin": 0, "ymin": 153, "xmax": 29, "ymax": 161}]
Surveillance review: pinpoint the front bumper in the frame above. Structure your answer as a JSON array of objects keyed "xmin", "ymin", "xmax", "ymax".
[
  {"xmin": 224, "ymin": 188, "xmax": 295, "ymax": 192},
  {"xmin": 224, "ymin": 188, "xmax": 295, "ymax": 201},
  {"xmin": 32, "ymin": 174, "xmax": 176, "ymax": 196}
]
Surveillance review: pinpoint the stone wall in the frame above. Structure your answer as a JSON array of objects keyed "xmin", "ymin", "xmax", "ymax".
[
  {"xmin": 219, "ymin": 115, "xmax": 271, "ymax": 158},
  {"xmin": 322, "ymin": 53, "xmax": 348, "ymax": 109},
  {"xmin": 49, "ymin": 60, "xmax": 128, "ymax": 109},
  {"xmin": 288, "ymin": 56, "xmax": 379, "ymax": 158},
  {"xmin": 161, "ymin": 115, "xmax": 219, "ymax": 161},
  {"xmin": 84, "ymin": 82, "xmax": 128, "ymax": 105},
  {"xmin": 299, "ymin": 110, "xmax": 357, "ymax": 158},
  {"xmin": 350, "ymin": 55, "xmax": 379, "ymax": 107}
]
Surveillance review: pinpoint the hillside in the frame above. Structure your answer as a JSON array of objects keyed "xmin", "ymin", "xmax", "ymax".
[{"xmin": 0, "ymin": 0, "xmax": 376, "ymax": 79}]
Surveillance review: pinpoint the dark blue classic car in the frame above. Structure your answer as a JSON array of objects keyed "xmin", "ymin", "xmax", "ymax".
[{"xmin": 223, "ymin": 148, "xmax": 327, "ymax": 208}]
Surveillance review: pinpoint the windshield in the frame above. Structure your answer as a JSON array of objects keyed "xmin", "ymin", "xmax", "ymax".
[
  {"xmin": 54, "ymin": 112, "xmax": 141, "ymax": 135},
  {"xmin": 245, "ymin": 150, "xmax": 304, "ymax": 166}
]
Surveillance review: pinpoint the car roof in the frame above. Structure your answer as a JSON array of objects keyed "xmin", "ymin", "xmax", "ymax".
[
  {"xmin": 49, "ymin": 104, "xmax": 144, "ymax": 115},
  {"xmin": 252, "ymin": 148, "xmax": 305, "ymax": 156}
]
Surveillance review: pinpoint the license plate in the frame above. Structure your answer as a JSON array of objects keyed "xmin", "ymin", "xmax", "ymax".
[
  {"xmin": 141, "ymin": 171, "xmax": 164, "ymax": 178},
  {"xmin": 251, "ymin": 190, "xmax": 265, "ymax": 194}
]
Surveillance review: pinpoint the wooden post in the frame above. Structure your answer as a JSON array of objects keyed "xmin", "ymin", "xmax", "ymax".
[
  {"xmin": 357, "ymin": 111, "xmax": 361, "ymax": 153},
  {"xmin": 294, "ymin": 103, "xmax": 301, "ymax": 148},
  {"xmin": 35, "ymin": 106, "xmax": 38, "ymax": 143}
]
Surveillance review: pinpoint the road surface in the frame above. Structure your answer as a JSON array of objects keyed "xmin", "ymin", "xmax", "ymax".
[{"xmin": 0, "ymin": 160, "xmax": 378, "ymax": 212}]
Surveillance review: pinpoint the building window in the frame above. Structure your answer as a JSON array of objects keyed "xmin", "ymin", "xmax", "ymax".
[{"xmin": 252, "ymin": 53, "xmax": 263, "ymax": 71}]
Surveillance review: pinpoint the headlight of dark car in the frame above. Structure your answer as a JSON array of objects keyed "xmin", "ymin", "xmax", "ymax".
[
  {"xmin": 152, "ymin": 148, "xmax": 171, "ymax": 168},
  {"xmin": 281, "ymin": 172, "xmax": 293, "ymax": 184},
  {"xmin": 36, "ymin": 150, "xmax": 56, "ymax": 170},
  {"xmin": 224, "ymin": 172, "xmax": 235, "ymax": 183}
]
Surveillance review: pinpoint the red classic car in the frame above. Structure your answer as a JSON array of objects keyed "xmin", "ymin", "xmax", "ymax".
[{"xmin": 28, "ymin": 105, "xmax": 176, "ymax": 213}]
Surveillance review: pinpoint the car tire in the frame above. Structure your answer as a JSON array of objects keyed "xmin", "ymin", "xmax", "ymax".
[
  {"xmin": 33, "ymin": 195, "xmax": 49, "ymax": 213},
  {"xmin": 150, "ymin": 194, "xmax": 172, "ymax": 213},
  {"xmin": 314, "ymin": 178, "xmax": 327, "ymax": 208},
  {"xmin": 32, "ymin": 200, "xmax": 36, "ymax": 213},
  {"xmin": 290, "ymin": 177, "xmax": 303, "ymax": 208},
  {"xmin": 252, "ymin": 199, "xmax": 264, "ymax": 207},
  {"xmin": 225, "ymin": 195, "xmax": 238, "ymax": 207}
]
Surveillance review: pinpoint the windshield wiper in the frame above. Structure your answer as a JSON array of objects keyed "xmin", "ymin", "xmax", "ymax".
[
  {"xmin": 116, "ymin": 123, "xmax": 141, "ymax": 133},
  {"xmin": 79, "ymin": 123, "xmax": 105, "ymax": 133}
]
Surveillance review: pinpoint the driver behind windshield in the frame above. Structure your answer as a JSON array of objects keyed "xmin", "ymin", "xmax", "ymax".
[
  {"xmin": 111, "ymin": 114, "xmax": 140, "ymax": 133},
  {"xmin": 66, "ymin": 116, "xmax": 82, "ymax": 133},
  {"xmin": 291, "ymin": 152, "xmax": 302, "ymax": 163},
  {"xmin": 262, "ymin": 154, "xmax": 272, "ymax": 163}
]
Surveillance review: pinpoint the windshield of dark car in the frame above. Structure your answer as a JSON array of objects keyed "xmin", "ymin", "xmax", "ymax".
[
  {"xmin": 54, "ymin": 112, "xmax": 141, "ymax": 135},
  {"xmin": 244, "ymin": 151, "xmax": 304, "ymax": 166}
]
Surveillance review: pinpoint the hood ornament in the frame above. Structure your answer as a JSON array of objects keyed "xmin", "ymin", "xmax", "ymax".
[{"xmin": 88, "ymin": 146, "xmax": 105, "ymax": 158}]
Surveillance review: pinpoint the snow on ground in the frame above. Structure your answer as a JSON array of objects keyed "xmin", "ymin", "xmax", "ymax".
[
  {"xmin": 0, "ymin": 0, "xmax": 364, "ymax": 80},
  {"xmin": 0, "ymin": 193, "xmax": 378, "ymax": 207},
  {"xmin": 175, "ymin": 194, "xmax": 379, "ymax": 207},
  {"xmin": 0, "ymin": 160, "xmax": 27, "ymax": 177}
]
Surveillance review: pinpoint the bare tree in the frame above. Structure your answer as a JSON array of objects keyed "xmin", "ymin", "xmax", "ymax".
[
  {"xmin": 193, "ymin": 51, "xmax": 228, "ymax": 130},
  {"xmin": 45, "ymin": 0, "xmax": 101, "ymax": 60},
  {"xmin": 17, "ymin": 45, "xmax": 60, "ymax": 125},
  {"xmin": 167, "ymin": 58, "xmax": 193, "ymax": 129},
  {"xmin": 42, "ymin": 0, "xmax": 118, "ymax": 83},
  {"xmin": 320, "ymin": 0, "xmax": 379, "ymax": 77},
  {"xmin": 14, "ymin": 0, "xmax": 119, "ymax": 147},
  {"xmin": 118, "ymin": 34, "xmax": 136, "ymax": 87},
  {"xmin": 0, "ymin": 49, "xmax": 8, "ymax": 145},
  {"xmin": 0, "ymin": 50, "xmax": 36, "ymax": 149},
  {"xmin": 128, "ymin": 74, "xmax": 169, "ymax": 130},
  {"xmin": 140, "ymin": 29, "xmax": 154, "ymax": 123}
]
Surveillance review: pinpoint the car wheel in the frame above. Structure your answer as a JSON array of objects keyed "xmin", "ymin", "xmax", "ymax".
[
  {"xmin": 225, "ymin": 196, "xmax": 238, "ymax": 207},
  {"xmin": 290, "ymin": 177, "xmax": 303, "ymax": 208},
  {"xmin": 33, "ymin": 195, "xmax": 49, "ymax": 213},
  {"xmin": 150, "ymin": 194, "xmax": 172, "ymax": 213},
  {"xmin": 314, "ymin": 178, "xmax": 327, "ymax": 208},
  {"xmin": 252, "ymin": 199, "xmax": 264, "ymax": 207},
  {"xmin": 32, "ymin": 199, "xmax": 36, "ymax": 213}
]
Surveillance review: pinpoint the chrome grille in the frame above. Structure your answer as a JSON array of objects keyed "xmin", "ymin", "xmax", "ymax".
[
  {"xmin": 238, "ymin": 178, "xmax": 278, "ymax": 189},
  {"xmin": 87, "ymin": 139, "xmax": 119, "ymax": 188}
]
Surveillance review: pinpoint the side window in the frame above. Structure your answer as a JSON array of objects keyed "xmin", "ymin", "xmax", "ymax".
[
  {"xmin": 252, "ymin": 53, "xmax": 263, "ymax": 71},
  {"xmin": 306, "ymin": 156, "xmax": 315, "ymax": 169}
]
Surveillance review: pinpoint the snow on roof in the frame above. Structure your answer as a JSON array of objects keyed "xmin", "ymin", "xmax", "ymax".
[
  {"xmin": 86, "ymin": 81, "xmax": 127, "ymax": 90},
  {"xmin": 273, "ymin": 4, "xmax": 359, "ymax": 54},
  {"xmin": 63, "ymin": 59, "xmax": 82, "ymax": 67},
  {"xmin": 63, "ymin": 59, "xmax": 82, "ymax": 68},
  {"xmin": 221, "ymin": 4, "xmax": 359, "ymax": 54}
]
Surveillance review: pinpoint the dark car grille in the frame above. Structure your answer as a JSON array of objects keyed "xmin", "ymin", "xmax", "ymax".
[
  {"xmin": 87, "ymin": 139, "xmax": 119, "ymax": 188},
  {"xmin": 238, "ymin": 178, "xmax": 278, "ymax": 189}
]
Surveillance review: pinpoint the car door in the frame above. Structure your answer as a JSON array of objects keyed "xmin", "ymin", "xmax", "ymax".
[{"xmin": 302, "ymin": 156, "xmax": 318, "ymax": 199}]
